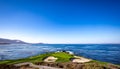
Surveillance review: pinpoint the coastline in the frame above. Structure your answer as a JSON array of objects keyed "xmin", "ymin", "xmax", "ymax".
[{"xmin": 0, "ymin": 51, "xmax": 120, "ymax": 69}]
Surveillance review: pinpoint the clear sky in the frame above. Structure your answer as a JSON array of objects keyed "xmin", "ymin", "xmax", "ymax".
[{"xmin": 0, "ymin": 0, "xmax": 120, "ymax": 44}]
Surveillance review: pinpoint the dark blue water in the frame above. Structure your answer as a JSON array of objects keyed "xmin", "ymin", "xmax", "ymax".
[{"xmin": 0, "ymin": 44, "xmax": 120, "ymax": 64}]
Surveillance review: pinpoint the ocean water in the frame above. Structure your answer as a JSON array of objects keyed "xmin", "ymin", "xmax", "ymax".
[{"xmin": 0, "ymin": 44, "xmax": 120, "ymax": 64}]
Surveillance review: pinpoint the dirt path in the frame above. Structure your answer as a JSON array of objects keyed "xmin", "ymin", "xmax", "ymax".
[{"xmin": 14, "ymin": 62, "xmax": 63, "ymax": 69}]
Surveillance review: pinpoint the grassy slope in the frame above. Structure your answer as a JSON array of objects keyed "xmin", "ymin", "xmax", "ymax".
[
  {"xmin": 0, "ymin": 52, "xmax": 74, "ymax": 64},
  {"xmin": 0, "ymin": 52, "xmax": 119, "ymax": 66},
  {"xmin": 0, "ymin": 52, "xmax": 120, "ymax": 69}
]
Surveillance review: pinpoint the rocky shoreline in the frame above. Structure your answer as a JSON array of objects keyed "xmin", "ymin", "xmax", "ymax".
[
  {"xmin": 0, "ymin": 52, "xmax": 120, "ymax": 69},
  {"xmin": 0, "ymin": 62, "xmax": 120, "ymax": 69}
]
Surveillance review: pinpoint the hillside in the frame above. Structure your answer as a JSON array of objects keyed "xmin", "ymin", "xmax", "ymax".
[
  {"xmin": 0, "ymin": 52, "xmax": 120, "ymax": 69},
  {"xmin": 0, "ymin": 38, "xmax": 28, "ymax": 44}
]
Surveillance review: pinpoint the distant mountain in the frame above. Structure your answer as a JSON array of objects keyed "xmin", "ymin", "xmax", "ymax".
[
  {"xmin": 0, "ymin": 38, "xmax": 28, "ymax": 44},
  {"xmin": 32, "ymin": 43, "xmax": 44, "ymax": 44}
]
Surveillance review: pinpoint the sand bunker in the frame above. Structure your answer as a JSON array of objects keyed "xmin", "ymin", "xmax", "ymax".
[
  {"xmin": 44, "ymin": 56, "xmax": 58, "ymax": 62},
  {"xmin": 72, "ymin": 56, "xmax": 91, "ymax": 63}
]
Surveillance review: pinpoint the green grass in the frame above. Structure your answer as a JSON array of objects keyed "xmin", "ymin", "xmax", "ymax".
[
  {"xmin": 0, "ymin": 52, "xmax": 118, "ymax": 67},
  {"xmin": 0, "ymin": 52, "xmax": 119, "ymax": 69},
  {"xmin": 0, "ymin": 52, "xmax": 74, "ymax": 64}
]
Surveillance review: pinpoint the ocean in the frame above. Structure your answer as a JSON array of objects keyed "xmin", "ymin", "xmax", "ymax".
[{"xmin": 0, "ymin": 44, "xmax": 120, "ymax": 64}]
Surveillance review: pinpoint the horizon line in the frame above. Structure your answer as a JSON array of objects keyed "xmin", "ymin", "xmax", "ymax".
[{"xmin": 0, "ymin": 37, "xmax": 120, "ymax": 44}]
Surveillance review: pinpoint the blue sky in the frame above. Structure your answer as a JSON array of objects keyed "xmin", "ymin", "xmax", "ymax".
[{"xmin": 0, "ymin": 0, "xmax": 120, "ymax": 43}]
